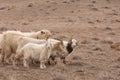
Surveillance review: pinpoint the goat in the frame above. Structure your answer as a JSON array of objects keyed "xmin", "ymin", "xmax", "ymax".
[
  {"xmin": 13, "ymin": 39, "xmax": 67, "ymax": 69},
  {"xmin": 1, "ymin": 29, "xmax": 52, "ymax": 64}
]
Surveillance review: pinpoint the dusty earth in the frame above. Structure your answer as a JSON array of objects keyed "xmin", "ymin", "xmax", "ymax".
[{"xmin": 0, "ymin": 0, "xmax": 120, "ymax": 80}]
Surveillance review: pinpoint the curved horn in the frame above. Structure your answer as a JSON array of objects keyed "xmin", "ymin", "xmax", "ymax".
[{"xmin": 68, "ymin": 35, "xmax": 73, "ymax": 44}]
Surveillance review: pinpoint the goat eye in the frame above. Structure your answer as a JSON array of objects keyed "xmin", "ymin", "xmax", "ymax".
[{"xmin": 41, "ymin": 31, "xmax": 45, "ymax": 34}]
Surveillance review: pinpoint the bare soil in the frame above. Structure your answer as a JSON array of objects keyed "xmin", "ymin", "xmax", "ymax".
[{"xmin": 0, "ymin": 0, "xmax": 120, "ymax": 80}]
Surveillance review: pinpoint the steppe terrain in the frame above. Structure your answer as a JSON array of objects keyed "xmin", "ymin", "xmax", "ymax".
[{"xmin": 0, "ymin": 0, "xmax": 120, "ymax": 80}]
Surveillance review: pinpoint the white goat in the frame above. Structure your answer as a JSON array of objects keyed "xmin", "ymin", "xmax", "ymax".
[
  {"xmin": 13, "ymin": 39, "xmax": 67, "ymax": 69},
  {"xmin": 47, "ymin": 38, "xmax": 78, "ymax": 64},
  {"xmin": 1, "ymin": 29, "xmax": 52, "ymax": 64}
]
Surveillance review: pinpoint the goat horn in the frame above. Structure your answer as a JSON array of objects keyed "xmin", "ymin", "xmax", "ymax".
[{"xmin": 68, "ymin": 35, "xmax": 73, "ymax": 43}]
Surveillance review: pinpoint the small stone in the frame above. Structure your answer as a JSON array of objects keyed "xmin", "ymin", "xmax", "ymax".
[
  {"xmin": 91, "ymin": 8, "xmax": 98, "ymax": 11},
  {"xmin": 96, "ymin": 20, "xmax": 101, "ymax": 23},
  {"xmin": 63, "ymin": 1, "xmax": 67, "ymax": 3},
  {"xmin": 108, "ymin": 32, "xmax": 115, "ymax": 35},
  {"xmin": 101, "ymin": 40, "xmax": 113, "ymax": 44},
  {"xmin": 93, "ymin": 47, "xmax": 102, "ymax": 51},
  {"xmin": 0, "ymin": 27, "xmax": 8, "ymax": 31},
  {"xmin": 0, "ymin": 7, "xmax": 6, "ymax": 10},
  {"xmin": 116, "ymin": 19, "xmax": 120, "ymax": 22},
  {"xmin": 111, "ymin": 43, "xmax": 120, "ymax": 50},
  {"xmin": 22, "ymin": 22, "xmax": 29, "ymax": 25},
  {"xmin": 117, "ymin": 57, "xmax": 120, "ymax": 61},
  {"xmin": 81, "ymin": 40, "xmax": 89, "ymax": 44},
  {"xmin": 88, "ymin": 21, "xmax": 94, "ymax": 24},
  {"xmin": 92, "ymin": 1, "xmax": 96, "ymax": 3},
  {"xmin": 72, "ymin": 56, "xmax": 81, "ymax": 60},
  {"xmin": 105, "ymin": 27, "xmax": 112, "ymax": 30},
  {"xmin": 91, "ymin": 37, "xmax": 100, "ymax": 41},
  {"xmin": 28, "ymin": 3, "xmax": 33, "ymax": 7}
]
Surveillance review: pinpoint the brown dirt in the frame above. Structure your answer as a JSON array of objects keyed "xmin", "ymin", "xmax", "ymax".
[{"xmin": 0, "ymin": 0, "xmax": 120, "ymax": 80}]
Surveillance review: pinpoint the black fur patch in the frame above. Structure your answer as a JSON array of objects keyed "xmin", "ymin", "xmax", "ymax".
[{"xmin": 67, "ymin": 43, "xmax": 73, "ymax": 54}]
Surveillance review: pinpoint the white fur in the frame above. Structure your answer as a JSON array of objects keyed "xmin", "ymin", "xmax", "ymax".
[
  {"xmin": 47, "ymin": 38, "xmax": 77, "ymax": 64},
  {"xmin": 1, "ymin": 29, "xmax": 52, "ymax": 63},
  {"xmin": 14, "ymin": 39, "xmax": 67, "ymax": 69}
]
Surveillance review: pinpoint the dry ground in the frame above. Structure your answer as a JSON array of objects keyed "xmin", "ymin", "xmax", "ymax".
[{"xmin": 0, "ymin": 0, "xmax": 120, "ymax": 80}]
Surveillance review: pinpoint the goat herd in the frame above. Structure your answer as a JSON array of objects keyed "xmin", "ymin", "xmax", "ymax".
[{"xmin": 0, "ymin": 29, "xmax": 77, "ymax": 69}]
